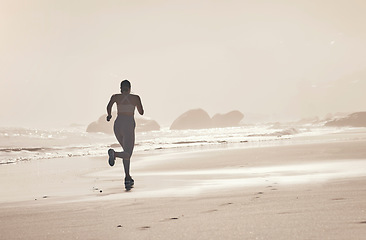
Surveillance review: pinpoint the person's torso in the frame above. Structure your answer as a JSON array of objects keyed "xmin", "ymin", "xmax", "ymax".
[{"xmin": 116, "ymin": 94, "xmax": 135, "ymax": 115}]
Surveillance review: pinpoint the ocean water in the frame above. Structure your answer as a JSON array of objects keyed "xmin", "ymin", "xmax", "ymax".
[{"xmin": 0, "ymin": 124, "xmax": 356, "ymax": 165}]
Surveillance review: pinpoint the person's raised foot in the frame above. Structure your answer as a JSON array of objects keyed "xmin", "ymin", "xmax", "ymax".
[{"xmin": 108, "ymin": 149, "xmax": 115, "ymax": 167}]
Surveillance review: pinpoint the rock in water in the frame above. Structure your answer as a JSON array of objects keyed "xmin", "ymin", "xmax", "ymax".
[
  {"xmin": 86, "ymin": 112, "xmax": 160, "ymax": 134},
  {"xmin": 170, "ymin": 109, "xmax": 245, "ymax": 130},
  {"xmin": 325, "ymin": 112, "xmax": 366, "ymax": 127},
  {"xmin": 86, "ymin": 114, "xmax": 114, "ymax": 134},
  {"xmin": 136, "ymin": 117, "xmax": 160, "ymax": 132},
  {"xmin": 212, "ymin": 111, "xmax": 244, "ymax": 128},
  {"xmin": 170, "ymin": 109, "xmax": 212, "ymax": 130}
]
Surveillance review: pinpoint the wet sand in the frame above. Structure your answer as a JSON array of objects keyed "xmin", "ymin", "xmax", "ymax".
[{"xmin": 1, "ymin": 131, "xmax": 366, "ymax": 239}]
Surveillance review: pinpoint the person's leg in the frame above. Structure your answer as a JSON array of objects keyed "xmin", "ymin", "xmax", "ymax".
[
  {"xmin": 113, "ymin": 118, "xmax": 131, "ymax": 160},
  {"xmin": 113, "ymin": 117, "xmax": 135, "ymax": 180},
  {"xmin": 121, "ymin": 123, "xmax": 135, "ymax": 181},
  {"xmin": 114, "ymin": 139, "xmax": 131, "ymax": 160}
]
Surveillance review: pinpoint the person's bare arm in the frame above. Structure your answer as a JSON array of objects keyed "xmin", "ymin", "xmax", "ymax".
[
  {"xmin": 106, "ymin": 95, "xmax": 116, "ymax": 121},
  {"xmin": 136, "ymin": 95, "xmax": 144, "ymax": 115}
]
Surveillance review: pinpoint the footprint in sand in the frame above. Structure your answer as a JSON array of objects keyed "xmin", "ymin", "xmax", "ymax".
[
  {"xmin": 201, "ymin": 209, "xmax": 218, "ymax": 214},
  {"xmin": 220, "ymin": 202, "xmax": 233, "ymax": 206},
  {"xmin": 253, "ymin": 193, "xmax": 263, "ymax": 200},
  {"xmin": 161, "ymin": 214, "xmax": 186, "ymax": 222},
  {"xmin": 332, "ymin": 198, "xmax": 346, "ymax": 201},
  {"xmin": 139, "ymin": 226, "xmax": 151, "ymax": 230},
  {"xmin": 160, "ymin": 217, "xmax": 179, "ymax": 222}
]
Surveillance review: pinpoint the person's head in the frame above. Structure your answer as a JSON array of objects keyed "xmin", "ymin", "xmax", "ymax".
[{"xmin": 120, "ymin": 80, "xmax": 131, "ymax": 93}]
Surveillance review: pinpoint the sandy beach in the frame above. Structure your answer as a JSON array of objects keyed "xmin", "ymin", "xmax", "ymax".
[
  {"xmin": 3, "ymin": 1, "xmax": 366, "ymax": 239},
  {"xmin": 1, "ymin": 130, "xmax": 366, "ymax": 239}
]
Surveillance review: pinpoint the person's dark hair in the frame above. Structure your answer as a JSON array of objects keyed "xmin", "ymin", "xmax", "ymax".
[{"xmin": 121, "ymin": 80, "xmax": 131, "ymax": 93}]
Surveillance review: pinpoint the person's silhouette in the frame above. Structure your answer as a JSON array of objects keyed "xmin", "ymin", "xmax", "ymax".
[{"xmin": 106, "ymin": 80, "xmax": 144, "ymax": 189}]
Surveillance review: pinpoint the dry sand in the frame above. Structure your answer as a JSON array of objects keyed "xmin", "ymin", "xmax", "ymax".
[{"xmin": 1, "ymin": 130, "xmax": 366, "ymax": 239}]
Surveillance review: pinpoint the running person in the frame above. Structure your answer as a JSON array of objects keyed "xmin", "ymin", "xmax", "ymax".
[{"xmin": 106, "ymin": 80, "xmax": 144, "ymax": 187}]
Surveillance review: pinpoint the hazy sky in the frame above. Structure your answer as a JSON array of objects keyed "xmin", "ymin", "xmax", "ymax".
[{"xmin": 1, "ymin": 0, "xmax": 366, "ymax": 128}]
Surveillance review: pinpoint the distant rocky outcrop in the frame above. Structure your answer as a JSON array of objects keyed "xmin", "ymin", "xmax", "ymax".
[
  {"xmin": 170, "ymin": 109, "xmax": 244, "ymax": 130},
  {"xmin": 212, "ymin": 111, "xmax": 244, "ymax": 128},
  {"xmin": 325, "ymin": 112, "xmax": 366, "ymax": 127},
  {"xmin": 136, "ymin": 117, "xmax": 161, "ymax": 132},
  {"xmin": 87, "ymin": 114, "xmax": 114, "ymax": 134},
  {"xmin": 86, "ymin": 113, "xmax": 160, "ymax": 134},
  {"xmin": 170, "ymin": 109, "xmax": 212, "ymax": 130}
]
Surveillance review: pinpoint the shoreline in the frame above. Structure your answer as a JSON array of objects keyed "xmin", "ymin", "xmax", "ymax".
[
  {"xmin": 1, "ymin": 129, "xmax": 366, "ymax": 239},
  {"xmin": 1, "ymin": 130, "xmax": 366, "ymax": 205}
]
